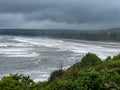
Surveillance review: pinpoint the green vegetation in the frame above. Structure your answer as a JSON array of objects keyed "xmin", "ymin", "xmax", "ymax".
[
  {"xmin": 0, "ymin": 74, "xmax": 35, "ymax": 90},
  {"xmin": 0, "ymin": 53, "xmax": 120, "ymax": 90},
  {"xmin": 55, "ymin": 28, "xmax": 120, "ymax": 42},
  {"xmin": 80, "ymin": 53, "xmax": 101, "ymax": 67},
  {"xmin": 1, "ymin": 28, "xmax": 120, "ymax": 42}
]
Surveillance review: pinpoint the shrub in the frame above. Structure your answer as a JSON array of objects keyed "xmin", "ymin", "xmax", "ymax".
[
  {"xmin": 35, "ymin": 81, "xmax": 47, "ymax": 90},
  {"xmin": 81, "ymin": 53, "xmax": 101, "ymax": 67},
  {"xmin": 48, "ymin": 69, "xmax": 64, "ymax": 83},
  {"xmin": 0, "ymin": 74, "xmax": 35, "ymax": 90},
  {"xmin": 112, "ymin": 54, "xmax": 120, "ymax": 60},
  {"xmin": 105, "ymin": 56, "xmax": 112, "ymax": 61}
]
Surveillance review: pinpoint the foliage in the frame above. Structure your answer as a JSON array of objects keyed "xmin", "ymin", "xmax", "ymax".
[
  {"xmin": 105, "ymin": 56, "xmax": 112, "ymax": 61},
  {"xmin": 1, "ymin": 28, "xmax": 120, "ymax": 42},
  {"xmin": 0, "ymin": 53, "xmax": 120, "ymax": 90},
  {"xmin": 34, "ymin": 81, "xmax": 47, "ymax": 90},
  {"xmin": 113, "ymin": 54, "xmax": 120, "ymax": 60},
  {"xmin": 48, "ymin": 69, "xmax": 64, "ymax": 83},
  {"xmin": 68, "ymin": 53, "xmax": 101, "ymax": 71},
  {"xmin": 81, "ymin": 53, "xmax": 101, "ymax": 67},
  {"xmin": 0, "ymin": 74, "xmax": 35, "ymax": 90}
]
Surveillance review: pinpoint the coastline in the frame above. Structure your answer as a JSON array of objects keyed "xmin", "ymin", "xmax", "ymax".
[{"xmin": 58, "ymin": 38, "xmax": 120, "ymax": 47}]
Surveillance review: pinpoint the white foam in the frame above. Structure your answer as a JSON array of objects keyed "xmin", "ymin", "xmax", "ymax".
[
  {"xmin": 33, "ymin": 74, "xmax": 50, "ymax": 82},
  {"xmin": 0, "ymin": 48, "xmax": 30, "ymax": 51},
  {"xmin": 0, "ymin": 44, "xmax": 8, "ymax": 47},
  {"xmin": 13, "ymin": 37, "xmax": 63, "ymax": 48},
  {"xmin": 7, "ymin": 52, "xmax": 40, "ymax": 57},
  {"xmin": 23, "ymin": 70, "xmax": 50, "ymax": 82},
  {"xmin": 0, "ymin": 43, "xmax": 32, "ymax": 47},
  {"xmin": 13, "ymin": 36, "xmax": 120, "ymax": 59},
  {"xmin": 0, "ymin": 48, "xmax": 28, "ymax": 55},
  {"xmin": 0, "ymin": 47, "xmax": 40, "ymax": 57}
]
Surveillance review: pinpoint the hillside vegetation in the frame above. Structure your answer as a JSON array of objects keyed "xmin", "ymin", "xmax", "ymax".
[
  {"xmin": 0, "ymin": 53, "xmax": 120, "ymax": 90},
  {"xmin": 0, "ymin": 28, "xmax": 120, "ymax": 42}
]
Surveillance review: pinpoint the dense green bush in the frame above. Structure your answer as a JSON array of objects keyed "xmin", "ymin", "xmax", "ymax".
[
  {"xmin": 68, "ymin": 53, "xmax": 101, "ymax": 71},
  {"xmin": 81, "ymin": 53, "xmax": 101, "ymax": 67},
  {"xmin": 0, "ymin": 74, "xmax": 35, "ymax": 90},
  {"xmin": 113, "ymin": 54, "xmax": 120, "ymax": 60},
  {"xmin": 48, "ymin": 69, "xmax": 64, "ymax": 83}
]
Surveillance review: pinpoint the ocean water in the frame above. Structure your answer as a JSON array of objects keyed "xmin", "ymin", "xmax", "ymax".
[{"xmin": 0, "ymin": 35, "xmax": 120, "ymax": 82}]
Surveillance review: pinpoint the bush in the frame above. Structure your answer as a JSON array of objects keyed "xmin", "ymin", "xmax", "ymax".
[
  {"xmin": 48, "ymin": 69, "xmax": 64, "ymax": 83},
  {"xmin": 113, "ymin": 54, "xmax": 120, "ymax": 60},
  {"xmin": 35, "ymin": 81, "xmax": 47, "ymax": 90},
  {"xmin": 105, "ymin": 56, "xmax": 112, "ymax": 61},
  {"xmin": 0, "ymin": 74, "xmax": 35, "ymax": 90},
  {"xmin": 81, "ymin": 53, "xmax": 101, "ymax": 67}
]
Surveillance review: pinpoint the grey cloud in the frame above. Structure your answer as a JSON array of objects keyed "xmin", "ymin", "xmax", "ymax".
[
  {"xmin": 0, "ymin": 0, "xmax": 120, "ymax": 29},
  {"xmin": 0, "ymin": 13, "xmax": 24, "ymax": 28}
]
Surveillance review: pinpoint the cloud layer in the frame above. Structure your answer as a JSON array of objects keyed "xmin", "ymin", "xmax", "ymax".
[{"xmin": 0, "ymin": 0, "xmax": 120, "ymax": 30}]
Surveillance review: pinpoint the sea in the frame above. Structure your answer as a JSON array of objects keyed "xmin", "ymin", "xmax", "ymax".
[{"xmin": 0, "ymin": 35, "xmax": 120, "ymax": 82}]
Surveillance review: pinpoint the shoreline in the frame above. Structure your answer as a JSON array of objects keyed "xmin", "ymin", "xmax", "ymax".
[
  {"xmin": 1, "ymin": 35, "xmax": 120, "ymax": 46},
  {"xmin": 57, "ymin": 38, "xmax": 120, "ymax": 47}
]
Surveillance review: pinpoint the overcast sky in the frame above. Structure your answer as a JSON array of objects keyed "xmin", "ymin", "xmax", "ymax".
[{"xmin": 0, "ymin": 0, "xmax": 120, "ymax": 30}]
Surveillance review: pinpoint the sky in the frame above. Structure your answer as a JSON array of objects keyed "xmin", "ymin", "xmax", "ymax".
[{"xmin": 0, "ymin": 0, "xmax": 120, "ymax": 30}]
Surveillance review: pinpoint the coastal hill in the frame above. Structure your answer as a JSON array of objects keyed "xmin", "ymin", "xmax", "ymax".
[{"xmin": 0, "ymin": 28, "xmax": 120, "ymax": 42}]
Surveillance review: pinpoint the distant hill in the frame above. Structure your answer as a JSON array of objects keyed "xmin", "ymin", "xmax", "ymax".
[{"xmin": 0, "ymin": 28, "xmax": 120, "ymax": 42}]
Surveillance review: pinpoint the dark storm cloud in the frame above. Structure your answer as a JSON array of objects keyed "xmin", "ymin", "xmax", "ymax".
[{"xmin": 0, "ymin": 0, "xmax": 120, "ymax": 29}]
